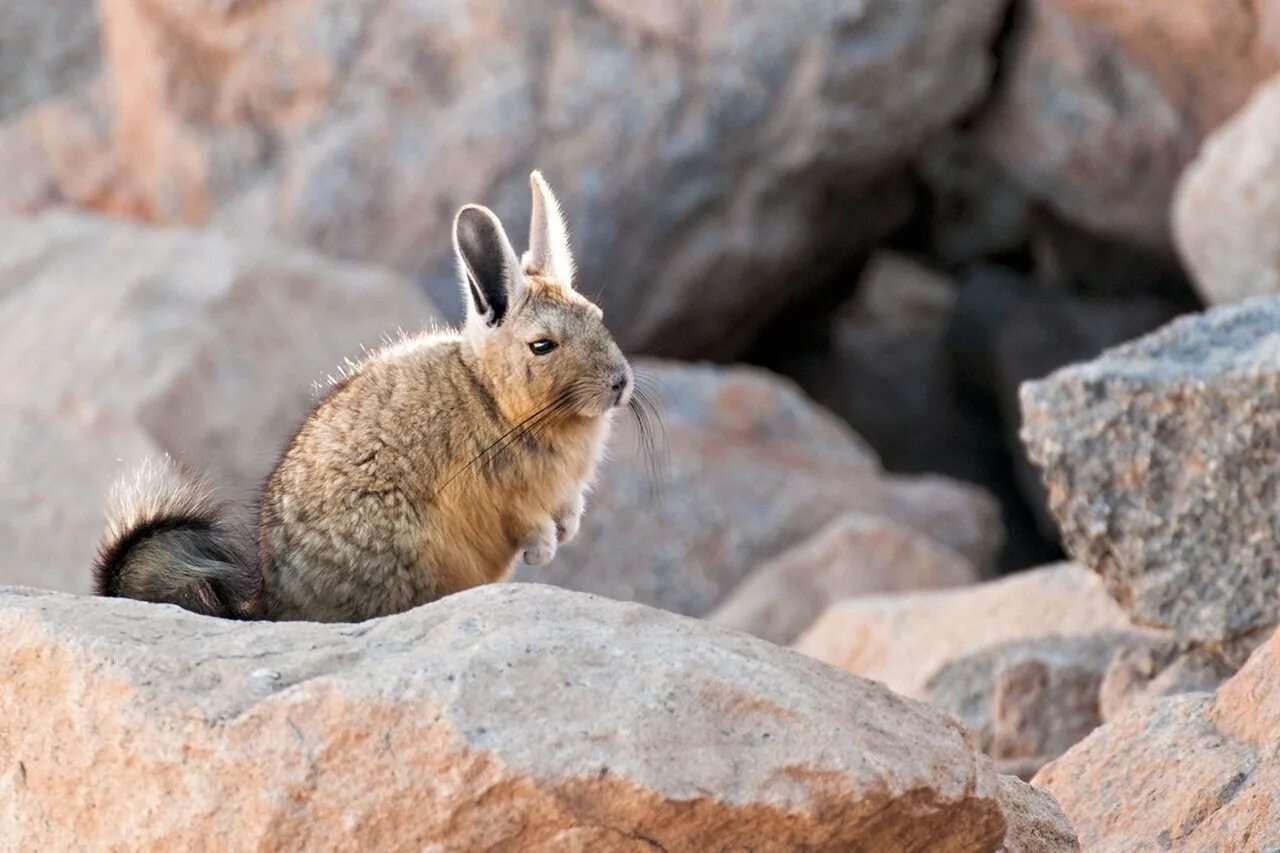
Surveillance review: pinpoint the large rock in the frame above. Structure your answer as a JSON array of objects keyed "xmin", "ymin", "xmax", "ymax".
[
  {"xmin": 1176, "ymin": 75, "xmax": 1280, "ymax": 306},
  {"xmin": 534, "ymin": 386, "xmax": 1003, "ymax": 616},
  {"xmin": 0, "ymin": 583, "xmax": 1077, "ymax": 850},
  {"xmin": 708, "ymin": 513, "xmax": 978, "ymax": 646},
  {"xmin": 0, "ymin": 0, "xmax": 100, "ymax": 119},
  {"xmin": 533, "ymin": 356, "xmax": 999, "ymax": 621},
  {"xmin": 1035, "ymin": 625, "xmax": 1280, "ymax": 850},
  {"xmin": 794, "ymin": 563, "xmax": 1133, "ymax": 700},
  {"xmin": 634, "ymin": 359, "xmax": 879, "ymax": 468},
  {"xmin": 794, "ymin": 563, "xmax": 1238, "ymax": 781},
  {"xmin": 1021, "ymin": 298, "xmax": 1280, "ymax": 642},
  {"xmin": 977, "ymin": 0, "xmax": 1279, "ymax": 251},
  {"xmin": 0, "ymin": 212, "xmax": 436, "ymax": 594},
  {"xmin": 988, "ymin": 288, "xmax": 1181, "ymax": 538},
  {"xmin": 1, "ymin": 0, "xmax": 1008, "ymax": 356}
]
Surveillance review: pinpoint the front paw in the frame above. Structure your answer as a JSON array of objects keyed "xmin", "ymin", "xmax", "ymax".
[
  {"xmin": 554, "ymin": 492, "xmax": 586, "ymax": 544},
  {"xmin": 522, "ymin": 518, "xmax": 558, "ymax": 567}
]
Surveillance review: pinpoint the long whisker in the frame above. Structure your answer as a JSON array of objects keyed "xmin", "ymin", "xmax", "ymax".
[
  {"xmin": 628, "ymin": 369, "xmax": 668, "ymax": 504},
  {"xmin": 430, "ymin": 384, "xmax": 584, "ymax": 498},
  {"xmin": 475, "ymin": 383, "xmax": 586, "ymax": 474}
]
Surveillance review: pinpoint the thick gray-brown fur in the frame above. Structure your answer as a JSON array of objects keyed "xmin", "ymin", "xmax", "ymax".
[
  {"xmin": 94, "ymin": 172, "xmax": 632, "ymax": 622},
  {"xmin": 94, "ymin": 460, "xmax": 259, "ymax": 618}
]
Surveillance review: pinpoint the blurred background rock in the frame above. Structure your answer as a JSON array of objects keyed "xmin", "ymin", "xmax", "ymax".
[{"xmin": 2, "ymin": 0, "xmax": 1276, "ymax": 588}]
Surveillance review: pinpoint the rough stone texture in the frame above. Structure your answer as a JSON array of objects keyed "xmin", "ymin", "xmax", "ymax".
[
  {"xmin": 997, "ymin": 775, "xmax": 1082, "ymax": 853},
  {"xmin": 0, "ymin": 583, "xmax": 1077, "ymax": 851},
  {"xmin": 990, "ymin": 289, "xmax": 1181, "ymax": 538},
  {"xmin": 535, "ymin": 407, "xmax": 1003, "ymax": 617},
  {"xmin": 978, "ymin": 0, "xmax": 1279, "ymax": 251},
  {"xmin": 0, "ymin": 212, "xmax": 436, "ymax": 594},
  {"xmin": 708, "ymin": 513, "xmax": 978, "ymax": 646},
  {"xmin": 1035, "ymin": 625, "xmax": 1280, "ymax": 851},
  {"xmin": 794, "ymin": 563, "xmax": 1133, "ymax": 700},
  {"xmin": 0, "ymin": 0, "xmax": 100, "ymax": 119},
  {"xmin": 945, "ymin": 265, "xmax": 1185, "ymax": 555},
  {"xmin": 1020, "ymin": 298, "xmax": 1280, "ymax": 642},
  {"xmin": 1176, "ymin": 75, "xmax": 1280, "ymax": 306},
  {"xmin": 924, "ymin": 634, "xmax": 1150, "ymax": 780},
  {"xmin": 0, "ymin": 0, "xmax": 1008, "ymax": 356}
]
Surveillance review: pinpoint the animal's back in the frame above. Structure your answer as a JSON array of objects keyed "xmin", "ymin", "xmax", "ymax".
[{"xmin": 259, "ymin": 335, "xmax": 503, "ymax": 621}]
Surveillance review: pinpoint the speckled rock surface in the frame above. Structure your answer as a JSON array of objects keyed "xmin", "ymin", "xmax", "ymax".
[
  {"xmin": 1035, "ymin": 625, "xmax": 1280, "ymax": 850},
  {"xmin": 1096, "ymin": 632, "xmax": 1253, "ymax": 723},
  {"xmin": 1021, "ymin": 298, "xmax": 1280, "ymax": 642},
  {"xmin": 708, "ymin": 513, "xmax": 977, "ymax": 646},
  {"xmin": 0, "ymin": 583, "xmax": 1076, "ymax": 851}
]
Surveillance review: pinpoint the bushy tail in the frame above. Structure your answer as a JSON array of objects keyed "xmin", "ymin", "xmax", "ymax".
[{"xmin": 94, "ymin": 460, "xmax": 261, "ymax": 619}]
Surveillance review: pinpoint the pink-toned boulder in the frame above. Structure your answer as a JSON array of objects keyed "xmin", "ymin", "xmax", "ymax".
[
  {"xmin": 1021, "ymin": 298, "xmax": 1280, "ymax": 643},
  {"xmin": 633, "ymin": 360, "xmax": 880, "ymax": 468},
  {"xmin": 0, "ymin": 84, "xmax": 143, "ymax": 220},
  {"xmin": 1036, "ymin": 625, "xmax": 1280, "ymax": 850},
  {"xmin": 1175, "ymin": 75, "xmax": 1280, "ymax": 306},
  {"xmin": 538, "ymin": 415, "xmax": 1002, "ymax": 617},
  {"xmin": 1097, "ymin": 632, "xmax": 1255, "ymax": 723},
  {"xmin": 0, "ymin": 582, "xmax": 1077, "ymax": 851},
  {"xmin": 708, "ymin": 513, "xmax": 978, "ymax": 645},
  {"xmin": 794, "ymin": 563, "xmax": 1236, "ymax": 778},
  {"xmin": 794, "ymin": 563, "xmax": 1133, "ymax": 699},
  {"xmin": 0, "ymin": 0, "xmax": 1009, "ymax": 356},
  {"xmin": 977, "ymin": 0, "xmax": 1279, "ymax": 251}
]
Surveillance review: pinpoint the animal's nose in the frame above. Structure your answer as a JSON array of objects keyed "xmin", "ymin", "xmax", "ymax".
[{"xmin": 611, "ymin": 374, "xmax": 629, "ymax": 393}]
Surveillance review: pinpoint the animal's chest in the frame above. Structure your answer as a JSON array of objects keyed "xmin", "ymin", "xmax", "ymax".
[{"xmin": 483, "ymin": 428, "xmax": 599, "ymax": 517}]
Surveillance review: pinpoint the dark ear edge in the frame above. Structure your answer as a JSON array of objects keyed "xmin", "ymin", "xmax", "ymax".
[{"xmin": 454, "ymin": 205, "xmax": 515, "ymax": 326}]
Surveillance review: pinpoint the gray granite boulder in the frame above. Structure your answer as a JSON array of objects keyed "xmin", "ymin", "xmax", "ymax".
[{"xmin": 1021, "ymin": 298, "xmax": 1280, "ymax": 642}]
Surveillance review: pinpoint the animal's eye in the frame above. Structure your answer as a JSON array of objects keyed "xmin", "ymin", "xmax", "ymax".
[{"xmin": 529, "ymin": 339, "xmax": 558, "ymax": 356}]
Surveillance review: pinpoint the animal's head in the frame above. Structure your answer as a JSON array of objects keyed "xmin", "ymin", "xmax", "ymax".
[{"xmin": 453, "ymin": 171, "xmax": 632, "ymax": 421}]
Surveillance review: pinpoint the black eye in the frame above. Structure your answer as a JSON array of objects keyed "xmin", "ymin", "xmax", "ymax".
[{"xmin": 529, "ymin": 339, "xmax": 558, "ymax": 356}]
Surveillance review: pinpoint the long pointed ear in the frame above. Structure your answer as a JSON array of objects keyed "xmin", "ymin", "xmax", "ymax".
[
  {"xmin": 524, "ymin": 170, "xmax": 575, "ymax": 285},
  {"xmin": 453, "ymin": 204, "xmax": 522, "ymax": 326}
]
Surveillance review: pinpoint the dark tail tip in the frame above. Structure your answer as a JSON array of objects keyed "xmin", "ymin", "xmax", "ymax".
[{"xmin": 94, "ymin": 461, "xmax": 261, "ymax": 619}]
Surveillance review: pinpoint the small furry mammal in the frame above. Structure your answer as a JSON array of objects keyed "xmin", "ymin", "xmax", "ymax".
[{"xmin": 96, "ymin": 172, "xmax": 636, "ymax": 622}]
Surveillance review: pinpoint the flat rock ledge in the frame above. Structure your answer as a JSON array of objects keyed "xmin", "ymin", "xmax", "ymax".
[{"xmin": 0, "ymin": 583, "xmax": 1074, "ymax": 851}]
